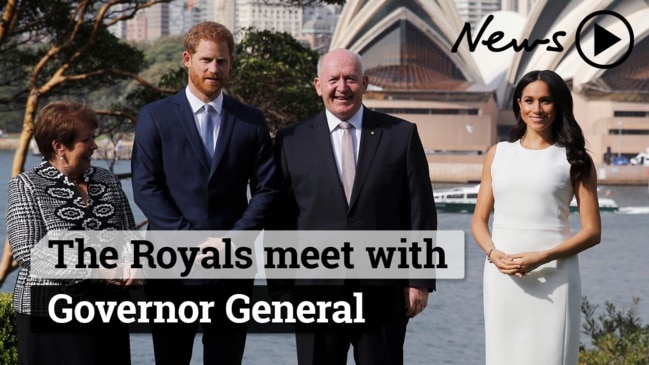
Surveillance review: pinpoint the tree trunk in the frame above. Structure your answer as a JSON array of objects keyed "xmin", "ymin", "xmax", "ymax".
[
  {"xmin": 0, "ymin": 241, "xmax": 17, "ymax": 286},
  {"xmin": 0, "ymin": 92, "xmax": 40, "ymax": 286}
]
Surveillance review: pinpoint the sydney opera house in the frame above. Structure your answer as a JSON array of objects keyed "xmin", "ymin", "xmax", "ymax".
[{"xmin": 329, "ymin": 0, "xmax": 649, "ymax": 181}]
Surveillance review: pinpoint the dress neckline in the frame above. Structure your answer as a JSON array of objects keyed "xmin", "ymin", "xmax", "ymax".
[{"xmin": 516, "ymin": 139, "xmax": 556, "ymax": 151}]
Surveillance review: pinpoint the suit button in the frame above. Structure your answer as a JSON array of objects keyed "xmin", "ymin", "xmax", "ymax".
[{"xmin": 347, "ymin": 217, "xmax": 354, "ymax": 223}]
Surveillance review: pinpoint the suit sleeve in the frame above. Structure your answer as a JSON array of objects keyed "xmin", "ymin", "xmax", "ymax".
[
  {"xmin": 406, "ymin": 124, "xmax": 437, "ymax": 230},
  {"xmin": 266, "ymin": 130, "xmax": 298, "ymax": 297},
  {"xmin": 267, "ymin": 130, "xmax": 298, "ymax": 231},
  {"xmin": 231, "ymin": 113, "xmax": 278, "ymax": 230},
  {"xmin": 131, "ymin": 106, "xmax": 194, "ymax": 230},
  {"xmin": 406, "ymin": 124, "xmax": 437, "ymax": 290},
  {"xmin": 5, "ymin": 175, "xmax": 41, "ymax": 268}
]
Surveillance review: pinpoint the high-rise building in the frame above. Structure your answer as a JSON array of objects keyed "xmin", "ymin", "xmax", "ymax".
[
  {"xmin": 146, "ymin": 2, "xmax": 170, "ymax": 40},
  {"xmin": 454, "ymin": 0, "xmax": 501, "ymax": 31},
  {"xmin": 501, "ymin": 0, "xmax": 538, "ymax": 16},
  {"xmin": 215, "ymin": 0, "xmax": 236, "ymax": 34},
  {"xmin": 123, "ymin": 1, "xmax": 170, "ymax": 42},
  {"xmin": 110, "ymin": 0, "xmax": 338, "ymax": 52},
  {"xmin": 125, "ymin": 13, "xmax": 148, "ymax": 42},
  {"xmin": 235, "ymin": 0, "xmax": 302, "ymax": 42},
  {"xmin": 168, "ymin": 0, "xmax": 192, "ymax": 36},
  {"xmin": 295, "ymin": 4, "xmax": 340, "ymax": 53}
]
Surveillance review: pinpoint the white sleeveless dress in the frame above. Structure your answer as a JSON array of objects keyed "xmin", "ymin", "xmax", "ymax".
[{"xmin": 484, "ymin": 140, "xmax": 581, "ymax": 365}]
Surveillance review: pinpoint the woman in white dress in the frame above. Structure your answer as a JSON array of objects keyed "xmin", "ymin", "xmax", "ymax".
[{"xmin": 471, "ymin": 70, "xmax": 601, "ymax": 365}]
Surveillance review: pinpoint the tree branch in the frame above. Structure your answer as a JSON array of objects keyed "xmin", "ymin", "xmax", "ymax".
[
  {"xmin": 0, "ymin": 0, "xmax": 18, "ymax": 45},
  {"xmin": 95, "ymin": 109, "xmax": 138, "ymax": 123},
  {"xmin": 100, "ymin": 0, "xmax": 173, "ymax": 28}
]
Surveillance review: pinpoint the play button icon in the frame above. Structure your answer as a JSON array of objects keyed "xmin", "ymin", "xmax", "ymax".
[
  {"xmin": 593, "ymin": 23, "xmax": 620, "ymax": 56},
  {"xmin": 576, "ymin": 10, "xmax": 634, "ymax": 69}
]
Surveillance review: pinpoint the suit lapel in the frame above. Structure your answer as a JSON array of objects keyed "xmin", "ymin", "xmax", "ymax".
[
  {"xmin": 349, "ymin": 110, "xmax": 383, "ymax": 208},
  {"xmin": 310, "ymin": 113, "xmax": 347, "ymax": 203},
  {"xmin": 210, "ymin": 95, "xmax": 236, "ymax": 175},
  {"xmin": 174, "ymin": 92, "xmax": 211, "ymax": 171}
]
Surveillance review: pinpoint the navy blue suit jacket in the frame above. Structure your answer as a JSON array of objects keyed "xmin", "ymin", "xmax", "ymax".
[{"xmin": 131, "ymin": 90, "xmax": 277, "ymax": 232}]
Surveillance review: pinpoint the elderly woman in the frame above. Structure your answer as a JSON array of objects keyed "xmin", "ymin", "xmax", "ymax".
[{"xmin": 5, "ymin": 101, "xmax": 136, "ymax": 365}]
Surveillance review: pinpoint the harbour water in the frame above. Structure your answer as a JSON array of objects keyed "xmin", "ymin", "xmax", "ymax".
[{"xmin": 1, "ymin": 150, "xmax": 649, "ymax": 364}]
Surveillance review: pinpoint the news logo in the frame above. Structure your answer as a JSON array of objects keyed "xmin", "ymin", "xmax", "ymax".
[
  {"xmin": 452, "ymin": 10, "xmax": 634, "ymax": 70},
  {"xmin": 575, "ymin": 10, "xmax": 634, "ymax": 69}
]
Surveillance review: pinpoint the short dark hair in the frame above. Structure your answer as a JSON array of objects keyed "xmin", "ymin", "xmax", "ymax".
[
  {"xmin": 184, "ymin": 21, "xmax": 234, "ymax": 58},
  {"xmin": 34, "ymin": 100, "xmax": 98, "ymax": 160}
]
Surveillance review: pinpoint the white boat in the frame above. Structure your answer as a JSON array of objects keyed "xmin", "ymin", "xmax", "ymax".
[
  {"xmin": 30, "ymin": 139, "xmax": 42, "ymax": 155},
  {"xmin": 434, "ymin": 185, "xmax": 619, "ymax": 213},
  {"xmin": 569, "ymin": 196, "xmax": 619, "ymax": 212},
  {"xmin": 433, "ymin": 185, "xmax": 480, "ymax": 213},
  {"xmin": 618, "ymin": 206, "xmax": 649, "ymax": 215}
]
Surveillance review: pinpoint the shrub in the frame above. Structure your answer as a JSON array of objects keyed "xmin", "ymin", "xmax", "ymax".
[
  {"xmin": 580, "ymin": 296, "xmax": 649, "ymax": 365},
  {"xmin": 0, "ymin": 292, "xmax": 18, "ymax": 365}
]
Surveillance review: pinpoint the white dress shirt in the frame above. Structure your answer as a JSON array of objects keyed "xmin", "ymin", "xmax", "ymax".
[
  {"xmin": 186, "ymin": 87, "xmax": 223, "ymax": 154},
  {"xmin": 326, "ymin": 106, "xmax": 363, "ymax": 178}
]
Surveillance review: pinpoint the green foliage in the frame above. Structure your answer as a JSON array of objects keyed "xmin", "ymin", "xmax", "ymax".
[
  {"xmin": 229, "ymin": 29, "xmax": 322, "ymax": 133},
  {"xmin": 138, "ymin": 36, "xmax": 185, "ymax": 65},
  {"xmin": 0, "ymin": 46, "xmax": 34, "ymax": 89},
  {"xmin": 0, "ymin": 1, "xmax": 328, "ymax": 135},
  {"xmin": 0, "ymin": 292, "xmax": 18, "ymax": 365},
  {"xmin": 126, "ymin": 28, "xmax": 324, "ymax": 134},
  {"xmin": 37, "ymin": 25, "xmax": 148, "ymax": 97},
  {"xmin": 580, "ymin": 296, "xmax": 649, "ymax": 365},
  {"xmin": 0, "ymin": 0, "xmax": 168, "ymax": 133},
  {"xmin": 87, "ymin": 36, "xmax": 185, "ymax": 113},
  {"xmin": 112, "ymin": 66, "xmax": 185, "ymax": 117}
]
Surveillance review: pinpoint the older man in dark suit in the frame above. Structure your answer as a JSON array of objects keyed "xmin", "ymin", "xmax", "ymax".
[
  {"xmin": 131, "ymin": 22, "xmax": 277, "ymax": 365},
  {"xmin": 272, "ymin": 48, "xmax": 437, "ymax": 365}
]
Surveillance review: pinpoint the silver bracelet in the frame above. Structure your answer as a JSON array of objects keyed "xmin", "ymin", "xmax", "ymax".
[{"xmin": 487, "ymin": 247, "xmax": 495, "ymax": 263}]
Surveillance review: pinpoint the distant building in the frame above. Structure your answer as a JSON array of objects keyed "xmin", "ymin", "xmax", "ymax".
[
  {"xmin": 168, "ymin": 0, "xmax": 193, "ymax": 36},
  {"xmin": 298, "ymin": 3, "xmax": 340, "ymax": 52},
  {"xmin": 214, "ymin": 0, "xmax": 236, "ymax": 34},
  {"xmin": 501, "ymin": 0, "xmax": 538, "ymax": 16},
  {"xmin": 234, "ymin": 0, "xmax": 302, "ymax": 42},
  {"xmin": 331, "ymin": 0, "xmax": 495, "ymax": 157},
  {"xmin": 110, "ymin": 1, "xmax": 339, "ymax": 55},
  {"xmin": 454, "ymin": 0, "xmax": 501, "ymax": 31},
  {"xmin": 331, "ymin": 0, "xmax": 649, "ymax": 166},
  {"xmin": 124, "ymin": 2, "xmax": 170, "ymax": 42},
  {"xmin": 145, "ymin": 2, "xmax": 170, "ymax": 40},
  {"xmin": 126, "ymin": 13, "xmax": 147, "ymax": 42},
  {"xmin": 296, "ymin": 18, "xmax": 331, "ymax": 53}
]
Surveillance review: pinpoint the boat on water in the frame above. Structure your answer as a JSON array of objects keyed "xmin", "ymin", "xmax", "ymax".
[
  {"xmin": 433, "ymin": 185, "xmax": 481, "ymax": 213},
  {"xmin": 433, "ymin": 185, "xmax": 619, "ymax": 213}
]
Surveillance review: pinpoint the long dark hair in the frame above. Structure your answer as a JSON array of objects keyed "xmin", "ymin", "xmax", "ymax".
[{"xmin": 509, "ymin": 70, "xmax": 592, "ymax": 183}]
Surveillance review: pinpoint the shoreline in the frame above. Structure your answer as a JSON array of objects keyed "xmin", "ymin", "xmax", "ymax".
[
  {"xmin": 2, "ymin": 137, "xmax": 648, "ymax": 185},
  {"xmin": 0, "ymin": 136, "xmax": 132, "ymax": 161},
  {"xmin": 426, "ymin": 158, "xmax": 649, "ymax": 185}
]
